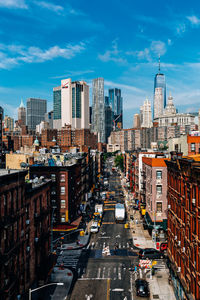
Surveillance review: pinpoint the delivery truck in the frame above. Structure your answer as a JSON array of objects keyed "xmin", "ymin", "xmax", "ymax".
[{"xmin": 115, "ymin": 203, "xmax": 125, "ymax": 223}]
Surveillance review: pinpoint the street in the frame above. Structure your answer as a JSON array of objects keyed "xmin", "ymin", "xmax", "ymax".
[{"xmin": 68, "ymin": 162, "xmax": 141, "ymax": 300}]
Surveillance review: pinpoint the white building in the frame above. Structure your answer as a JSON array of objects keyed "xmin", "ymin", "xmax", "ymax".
[
  {"xmin": 36, "ymin": 121, "xmax": 49, "ymax": 134},
  {"xmin": 154, "ymin": 94, "xmax": 195, "ymax": 127},
  {"xmin": 140, "ymin": 98, "xmax": 152, "ymax": 128},
  {"xmin": 61, "ymin": 78, "xmax": 89, "ymax": 129},
  {"xmin": 153, "ymin": 87, "xmax": 163, "ymax": 119}
]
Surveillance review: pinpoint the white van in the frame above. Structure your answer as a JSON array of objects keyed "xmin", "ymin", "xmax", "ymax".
[{"xmin": 90, "ymin": 222, "xmax": 99, "ymax": 233}]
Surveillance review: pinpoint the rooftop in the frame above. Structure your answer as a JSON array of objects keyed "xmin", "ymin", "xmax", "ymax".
[{"xmin": 0, "ymin": 169, "xmax": 26, "ymax": 176}]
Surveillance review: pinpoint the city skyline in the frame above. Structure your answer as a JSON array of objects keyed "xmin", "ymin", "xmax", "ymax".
[{"xmin": 1, "ymin": 1, "xmax": 200, "ymax": 127}]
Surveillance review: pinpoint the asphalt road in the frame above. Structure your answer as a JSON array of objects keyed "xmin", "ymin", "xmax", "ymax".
[{"xmin": 68, "ymin": 162, "xmax": 140, "ymax": 300}]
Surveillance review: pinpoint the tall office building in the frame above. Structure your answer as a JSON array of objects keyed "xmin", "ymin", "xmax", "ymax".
[
  {"xmin": 108, "ymin": 88, "xmax": 123, "ymax": 129},
  {"xmin": 61, "ymin": 78, "xmax": 89, "ymax": 129},
  {"xmin": 53, "ymin": 86, "xmax": 62, "ymax": 130},
  {"xmin": 4, "ymin": 115, "xmax": 14, "ymax": 131},
  {"xmin": 27, "ymin": 98, "xmax": 47, "ymax": 131},
  {"xmin": 105, "ymin": 105, "xmax": 113, "ymax": 143},
  {"xmin": 133, "ymin": 113, "xmax": 140, "ymax": 128},
  {"xmin": 140, "ymin": 98, "xmax": 152, "ymax": 128},
  {"xmin": 18, "ymin": 99, "xmax": 26, "ymax": 126},
  {"xmin": 153, "ymin": 57, "xmax": 166, "ymax": 119},
  {"xmin": 45, "ymin": 110, "xmax": 54, "ymax": 129},
  {"xmin": 92, "ymin": 78, "xmax": 105, "ymax": 143},
  {"xmin": 0, "ymin": 107, "xmax": 3, "ymax": 167},
  {"xmin": 153, "ymin": 87, "xmax": 163, "ymax": 119}
]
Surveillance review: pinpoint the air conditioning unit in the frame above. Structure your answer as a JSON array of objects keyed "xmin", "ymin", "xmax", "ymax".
[
  {"xmin": 177, "ymin": 267, "xmax": 181, "ymax": 272},
  {"xmin": 26, "ymin": 246, "xmax": 30, "ymax": 252},
  {"xmin": 34, "ymin": 213, "xmax": 38, "ymax": 217},
  {"xmin": 182, "ymin": 247, "xmax": 185, "ymax": 253},
  {"xmin": 174, "ymin": 235, "xmax": 177, "ymax": 240},
  {"xmin": 168, "ymin": 204, "xmax": 171, "ymax": 209},
  {"xmin": 26, "ymin": 219, "xmax": 30, "ymax": 225},
  {"xmin": 35, "ymin": 237, "xmax": 39, "ymax": 243},
  {"xmin": 192, "ymin": 198, "xmax": 196, "ymax": 205},
  {"xmin": 178, "ymin": 241, "xmax": 181, "ymax": 246}
]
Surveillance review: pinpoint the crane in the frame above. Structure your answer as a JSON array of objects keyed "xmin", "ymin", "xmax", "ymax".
[{"xmin": 113, "ymin": 114, "xmax": 122, "ymax": 131}]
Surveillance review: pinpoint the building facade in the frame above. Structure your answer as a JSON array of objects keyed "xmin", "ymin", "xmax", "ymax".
[
  {"xmin": 45, "ymin": 110, "xmax": 54, "ymax": 129},
  {"xmin": 140, "ymin": 98, "xmax": 152, "ymax": 128},
  {"xmin": 142, "ymin": 157, "xmax": 168, "ymax": 230},
  {"xmin": 61, "ymin": 78, "xmax": 89, "ymax": 130},
  {"xmin": 166, "ymin": 152, "xmax": 200, "ymax": 300},
  {"xmin": 4, "ymin": 115, "xmax": 14, "ymax": 132},
  {"xmin": 153, "ymin": 60, "xmax": 166, "ymax": 119},
  {"xmin": 18, "ymin": 99, "xmax": 26, "ymax": 126},
  {"xmin": 108, "ymin": 88, "xmax": 123, "ymax": 129},
  {"xmin": 133, "ymin": 113, "xmax": 140, "ymax": 128},
  {"xmin": 153, "ymin": 87, "xmax": 164, "ymax": 119},
  {"xmin": 53, "ymin": 86, "xmax": 62, "ymax": 130},
  {"xmin": 27, "ymin": 98, "xmax": 47, "ymax": 131},
  {"xmin": 0, "ymin": 169, "xmax": 51, "ymax": 299},
  {"xmin": 0, "ymin": 107, "xmax": 3, "ymax": 167},
  {"xmin": 92, "ymin": 78, "xmax": 105, "ymax": 143},
  {"xmin": 105, "ymin": 105, "xmax": 112, "ymax": 143}
]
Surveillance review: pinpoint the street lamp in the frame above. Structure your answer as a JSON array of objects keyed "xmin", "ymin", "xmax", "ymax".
[{"xmin": 29, "ymin": 282, "xmax": 64, "ymax": 300}]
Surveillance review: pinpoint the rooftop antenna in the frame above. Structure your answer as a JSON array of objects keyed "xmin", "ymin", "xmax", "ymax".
[{"xmin": 158, "ymin": 54, "xmax": 161, "ymax": 74}]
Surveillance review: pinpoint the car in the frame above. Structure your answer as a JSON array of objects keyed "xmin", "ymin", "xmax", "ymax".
[
  {"xmin": 138, "ymin": 248, "xmax": 164, "ymax": 259},
  {"xmin": 90, "ymin": 222, "xmax": 99, "ymax": 233},
  {"xmin": 135, "ymin": 279, "xmax": 150, "ymax": 297}
]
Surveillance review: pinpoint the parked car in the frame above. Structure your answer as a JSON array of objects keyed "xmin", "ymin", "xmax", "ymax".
[
  {"xmin": 138, "ymin": 248, "xmax": 164, "ymax": 259},
  {"xmin": 135, "ymin": 279, "xmax": 150, "ymax": 297}
]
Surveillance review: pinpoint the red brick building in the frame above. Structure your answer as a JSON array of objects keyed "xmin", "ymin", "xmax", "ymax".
[
  {"xmin": 166, "ymin": 152, "xmax": 200, "ymax": 300},
  {"xmin": 187, "ymin": 135, "xmax": 200, "ymax": 155},
  {"xmin": 0, "ymin": 169, "xmax": 51, "ymax": 299}
]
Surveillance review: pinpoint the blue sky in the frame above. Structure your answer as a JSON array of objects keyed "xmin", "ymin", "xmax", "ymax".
[{"xmin": 1, "ymin": 0, "xmax": 200, "ymax": 128}]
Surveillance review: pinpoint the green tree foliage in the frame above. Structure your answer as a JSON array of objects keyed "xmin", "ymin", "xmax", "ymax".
[{"xmin": 114, "ymin": 154, "xmax": 124, "ymax": 172}]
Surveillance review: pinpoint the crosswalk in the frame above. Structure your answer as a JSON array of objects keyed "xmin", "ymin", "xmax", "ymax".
[
  {"xmin": 95, "ymin": 241, "xmax": 130, "ymax": 249},
  {"xmin": 82, "ymin": 264, "xmax": 127, "ymax": 280}
]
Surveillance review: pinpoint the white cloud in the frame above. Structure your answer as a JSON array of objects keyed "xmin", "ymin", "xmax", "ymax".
[
  {"xmin": 187, "ymin": 15, "xmax": 200, "ymax": 25},
  {"xmin": 0, "ymin": 0, "xmax": 27, "ymax": 9},
  {"xmin": 33, "ymin": 1, "xmax": 64, "ymax": 14},
  {"xmin": 98, "ymin": 40, "xmax": 127, "ymax": 64},
  {"xmin": 51, "ymin": 70, "xmax": 94, "ymax": 79},
  {"xmin": 176, "ymin": 23, "xmax": 186, "ymax": 35},
  {"xmin": 104, "ymin": 80, "xmax": 143, "ymax": 94},
  {"xmin": 0, "ymin": 42, "xmax": 86, "ymax": 69},
  {"xmin": 150, "ymin": 41, "xmax": 167, "ymax": 56},
  {"xmin": 167, "ymin": 39, "xmax": 172, "ymax": 46}
]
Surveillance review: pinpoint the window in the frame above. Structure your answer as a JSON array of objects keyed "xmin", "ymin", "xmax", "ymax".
[
  {"xmin": 156, "ymin": 171, "xmax": 162, "ymax": 179},
  {"xmin": 61, "ymin": 200, "xmax": 65, "ymax": 208},
  {"xmin": 60, "ymin": 174, "xmax": 65, "ymax": 182},
  {"xmin": 191, "ymin": 143, "xmax": 195, "ymax": 152},
  {"xmin": 156, "ymin": 185, "xmax": 162, "ymax": 194},
  {"xmin": 157, "ymin": 202, "xmax": 162, "ymax": 212},
  {"xmin": 61, "ymin": 213, "xmax": 65, "ymax": 223},
  {"xmin": 60, "ymin": 187, "xmax": 65, "ymax": 195},
  {"xmin": 51, "ymin": 174, "xmax": 56, "ymax": 182},
  {"xmin": 51, "ymin": 188, "xmax": 56, "ymax": 195}
]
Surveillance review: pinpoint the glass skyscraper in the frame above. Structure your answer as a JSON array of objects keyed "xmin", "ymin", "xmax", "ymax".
[
  {"xmin": 153, "ymin": 60, "xmax": 166, "ymax": 119},
  {"xmin": 27, "ymin": 98, "xmax": 47, "ymax": 131},
  {"xmin": 92, "ymin": 78, "xmax": 105, "ymax": 143},
  {"xmin": 108, "ymin": 88, "xmax": 123, "ymax": 129}
]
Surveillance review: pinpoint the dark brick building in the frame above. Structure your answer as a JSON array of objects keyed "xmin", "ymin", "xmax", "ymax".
[
  {"xmin": 0, "ymin": 169, "xmax": 51, "ymax": 299},
  {"xmin": 166, "ymin": 152, "xmax": 200, "ymax": 300}
]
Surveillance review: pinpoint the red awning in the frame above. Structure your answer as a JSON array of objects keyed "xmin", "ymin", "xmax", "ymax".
[
  {"xmin": 53, "ymin": 216, "xmax": 82, "ymax": 232},
  {"xmin": 71, "ymin": 216, "xmax": 82, "ymax": 226}
]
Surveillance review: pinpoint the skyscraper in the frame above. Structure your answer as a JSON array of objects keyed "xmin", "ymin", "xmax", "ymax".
[
  {"xmin": 140, "ymin": 98, "xmax": 152, "ymax": 128},
  {"xmin": 153, "ymin": 57, "xmax": 166, "ymax": 119},
  {"xmin": 4, "ymin": 115, "xmax": 14, "ymax": 131},
  {"xmin": 53, "ymin": 86, "xmax": 62, "ymax": 130},
  {"xmin": 18, "ymin": 99, "xmax": 26, "ymax": 126},
  {"xmin": 154, "ymin": 88, "xmax": 163, "ymax": 119},
  {"xmin": 27, "ymin": 98, "xmax": 47, "ymax": 131},
  {"xmin": 92, "ymin": 78, "xmax": 105, "ymax": 143},
  {"xmin": 61, "ymin": 78, "xmax": 89, "ymax": 129},
  {"xmin": 0, "ymin": 107, "xmax": 3, "ymax": 167},
  {"xmin": 133, "ymin": 113, "xmax": 140, "ymax": 128},
  {"xmin": 105, "ymin": 105, "xmax": 112, "ymax": 143},
  {"xmin": 108, "ymin": 88, "xmax": 123, "ymax": 129}
]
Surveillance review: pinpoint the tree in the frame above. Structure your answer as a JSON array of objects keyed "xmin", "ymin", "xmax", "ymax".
[{"xmin": 114, "ymin": 154, "xmax": 124, "ymax": 172}]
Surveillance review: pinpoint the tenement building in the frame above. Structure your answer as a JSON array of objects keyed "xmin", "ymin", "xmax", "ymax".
[
  {"xmin": 0, "ymin": 169, "xmax": 51, "ymax": 299},
  {"xmin": 166, "ymin": 152, "xmax": 200, "ymax": 300}
]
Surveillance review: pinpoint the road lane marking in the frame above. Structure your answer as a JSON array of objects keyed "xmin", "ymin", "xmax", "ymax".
[
  {"xmin": 102, "ymin": 267, "xmax": 106, "ymax": 278},
  {"xmin": 108, "ymin": 267, "xmax": 111, "ymax": 278},
  {"xmin": 104, "ymin": 208, "xmax": 115, "ymax": 211},
  {"xmin": 79, "ymin": 278, "xmax": 110, "ymax": 280},
  {"xmin": 102, "ymin": 222, "xmax": 115, "ymax": 224},
  {"xmin": 118, "ymin": 267, "xmax": 121, "ymax": 280},
  {"xmin": 113, "ymin": 267, "xmax": 117, "ymax": 280},
  {"xmin": 97, "ymin": 268, "xmax": 101, "ymax": 279},
  {"xmin": 130, "ymin": 272, "xmax": 134, "ymax": 300},
  {"xmin": 103, "ymin": 242, "xmax": 105, "ymax": 248},
  {"xmin": 112, "ymin": 288, "xmax": 124, "ymax": 292},
  {"xmin": 107, "ymin": 278, "xmax": 110, "ymax": 300},
  {"xmin": 119, "ymin": 243, "xmax": 121, "ymax": 248}
]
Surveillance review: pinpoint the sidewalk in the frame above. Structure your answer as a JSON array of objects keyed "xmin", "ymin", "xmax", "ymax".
[{"xmin": 121, "ymin": 179, "xmax": 176, "ymax": 300}]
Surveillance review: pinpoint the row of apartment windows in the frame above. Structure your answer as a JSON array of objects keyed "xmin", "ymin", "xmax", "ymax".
[
  {"xmin": 51, "ymin": 174, "xmax": 65, "ymax": 182},
  {"xmin": 190, "ymin": 143, "xmax": 200, "ymax": 153}
]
